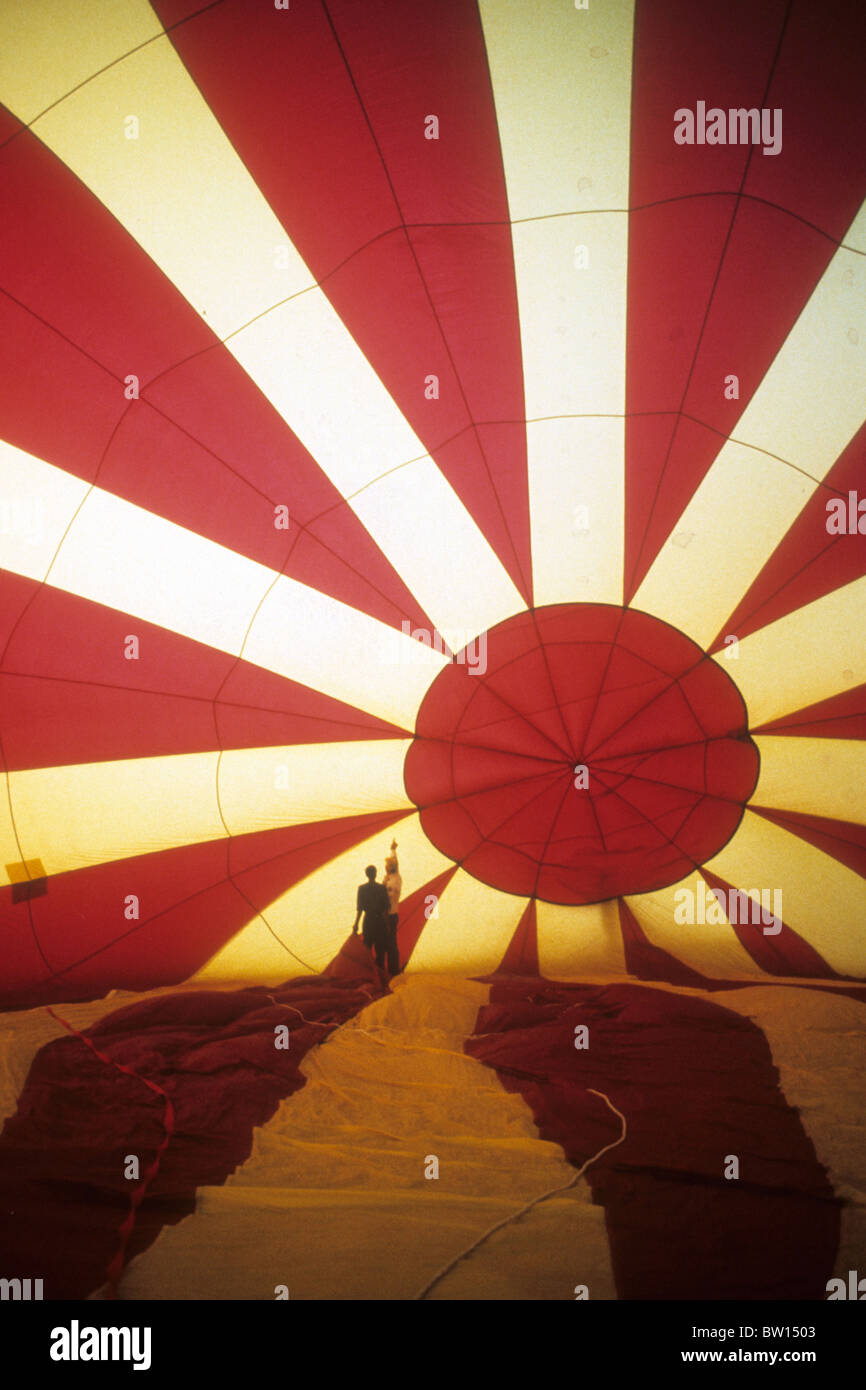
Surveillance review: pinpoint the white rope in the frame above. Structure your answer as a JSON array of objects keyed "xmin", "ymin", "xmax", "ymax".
[
  {"xmin": 414, "ymin": 1086, "xmax": 627, "ymax": 1301},
  {"xmin": 264, "ymin": 996, "xmax": 357, "ymax": 1031}
]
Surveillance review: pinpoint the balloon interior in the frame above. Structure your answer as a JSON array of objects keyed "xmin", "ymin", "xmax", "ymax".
[{"xmin": 0, "ymin": 0, "xmax": 864, "ymax": 1305}]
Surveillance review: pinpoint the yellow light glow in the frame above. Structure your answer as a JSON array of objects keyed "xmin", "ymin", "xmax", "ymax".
[
  {"xmin": 406, "ymin": 870, "xmax": 528, "ymax": 975},
  {"xmin": 3, "ymin": 741, "xmax": 411, "ymax": 887},
  {"xmin": 725, "ymin": 577, "xmax": 866, "ymax": 727},
  {"xmin": 0, "ymin": 444, "xmax": 446, "ymax": 728},
  {"xmin": 536, "ymin": 899, "xmax": 627, "ymax": 978},
  {"xmin": 705, "ymin": 809, "xmax": 866, "ymax": 976},
  {"xmin": 480, "ymin": 1, "xmax": 634, "ymax": 608},
  {"xmin": 0, "ymin": 440, "xmax": 89, "ymax": 580},
  {"xmin": 625, "ymin": 871, "xmax": 762, "ymax": 979},
  {"xmin": 195, "ymin": 813, "xmax": 450, "ymax": 981},
  {"xmin": 30, "ymin": 35, "xmax": 313, "ymax": 339},
  {"xmin": 753, "ymin": 737, "xmax": 866, "ymax": 825},
  {"xmin": 0, "ymin": 0, "xmax": 162, "ymax": 125},
  {"xmin": 0, "ymin": 6, "xmax": 523, "ymax": 642},
  {"xmin": 479, "ymin": 0, "xmax": 634, "ymax": 220}
]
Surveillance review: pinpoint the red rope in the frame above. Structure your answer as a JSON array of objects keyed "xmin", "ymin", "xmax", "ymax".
[{"xmin": 45, "ymin": 1005, "xmax": 175, "ymax": 1299}]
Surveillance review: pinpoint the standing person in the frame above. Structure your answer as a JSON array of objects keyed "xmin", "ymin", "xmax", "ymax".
[
  {"xmin": 383, "ymin": 839, "xmax": 402, "ymax": 976},
  {"xmin": 351, "ymin": 865, "xmax": 390, "ymax": 971}
]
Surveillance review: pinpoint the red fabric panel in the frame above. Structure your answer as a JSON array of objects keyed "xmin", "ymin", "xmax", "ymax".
[
  {"xmin": 0, "ymin": 292, "xmax": 125, "ymax": 487},
  {"xmin": 0, "ymin": 970, "xmax": 385, "ymax": 1297},
  {"xmin": 625, "ymin": 416, "xmax": 722, "ymax": 603},
  {"xmin": 618, "ymin": 897, "xmax": 730, "ymax": 990},
  {"xmin": 716, "ymin": 424, "xmax": 866, "ymax": 647},
  {"xmin": 395, "ymin": 867, "xmax": 459, "ymax": 968},
  {"xmin": 43, "ymin": 1007, "xmax": 176, "ymax": 1296},
  {"xmin": 430, "ymin": 425, "xmax": 529, "ymax": 610},
  {"xmin": 0, "ymin": 572, "xmax": 407, "ymax": 772},
  {"xmin": 324, "ymin": 230, "xmax": 471, "ymax": 448},
  {"xmin": 753, "ymin": 681, "xmax": 866, "ymax": 740},
  {"xmin": 0, "ymin": 129, "xmax": 431, "ymax": 630},
  {"xmin": 467, "ymin": 978, "xmax": 840, "ymax": 1299},
  {"xmin": 0, "ymin": 919, "xmax": 52, "ymax": 1009},
  {"xmin": 115, "ymin": 383, "xmax": 430, "ymax": 632},
  {"xmin": 158, "ymin": 0, "xmax": 398, "ymax": 271},
  {"xmin": 681, "ymin": 200, "xmax": 841, "ymax": 438},
  {"xmin": 326, "ymin": 0, "xmax": 509, "ymax": 224},
  {"xmin": 152, "ymin": 0, "xmax": 530, "ymax": 598},
  {"xmin": 0, "ymin": 672, "xmax": 406, "ymax": 772},
  {"xmin": 152, "ymin": 0, "xmax": 208, "ymax": 25},
  {"xmin": 743, "ymin": 0, "xmax": 866, "ymax": 237},
  {"xmin": 0, "ymin": 812, "xmax": 405, "ymax": 1009},
  {"xmin": 0, "ymin": 102, "xmax": 23, "ymax": 144},
  {"xmin": 627, "ymin": 202, "xmax": 735, "ymax": 419},
  {"xmin": 626, "ymin": 210, "xmax": 836, "ymax": 597},
  {"xmin": 406, "ymin": 605, "xmax": 757, "ymax": 904},
  {"xmin": 0, "ymin": 129, "xmax": 209, "ymax": 390},
  {"xmin": 625, "ymin": 0, "xmax": 866, "ymax": 598},
  {"xmin": 626, "ymin": 0, "xmax": 781, "ymax": 593},
  {"xmin": 750, "ymin": 807, "xmax": 866, "ymax": 881},
  {"xmin": 623, "ymin": 416, "xmax": 677, "ymax": 594},
  {"xmin": 629, "ymin": 1, "xmax": 787, "ymax": 209},
  {"xmin": 411, "ymin": 225, "xmax": 531, "ymax": 601},
  {"xmin": 700, "ymin": 867, "xmax": 839, "ymax": 980},
  {"xmin": 324, "ymin": 929, "xmax": 383, "ymax": 981},
  {"xmin": 495, "ymin": 899, "xmax": 539, "ymax": 977},
  {"xmin": 409, "ymin": 228, "xmax": 524, "ymax": 427}
]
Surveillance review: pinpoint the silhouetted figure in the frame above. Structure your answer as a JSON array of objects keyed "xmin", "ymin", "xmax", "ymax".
[
  {"xmin": 351, "ymin": 864, "xmax": 390, "ymax": 970},
  {"xmin": 383, "ymin": 839, "xmax": 402, "ymax": 976}
]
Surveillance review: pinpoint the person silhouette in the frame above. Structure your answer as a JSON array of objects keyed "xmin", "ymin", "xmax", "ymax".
[
  {"xmin": 351, "ymin": 864, "xmax": 390, "ymax": 971},
  {"xmin": 383, "ymin": 839, "xmax": 402, "ymax": 976}
]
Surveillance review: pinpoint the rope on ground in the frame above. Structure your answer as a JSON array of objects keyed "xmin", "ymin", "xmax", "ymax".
[
  {"xmin": 413, "ymin": 1086, "xmax": 627, "ymax": 1301},
  {"xmin": 264, "ymin": 996, "xmax": 335, "ymax": 1029},
  {"xmin": 349, "ymin": 1029, "xmax": 483, "ymax": 1064},
  {"xmin": 264, "ymin": 981, "xmax": 388, "ymax": 1034}
]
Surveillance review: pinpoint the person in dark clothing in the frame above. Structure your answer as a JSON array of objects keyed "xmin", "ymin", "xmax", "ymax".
[{"xmin": 351, "ymin": 865, "xmax": 390, "ymax": 969}]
